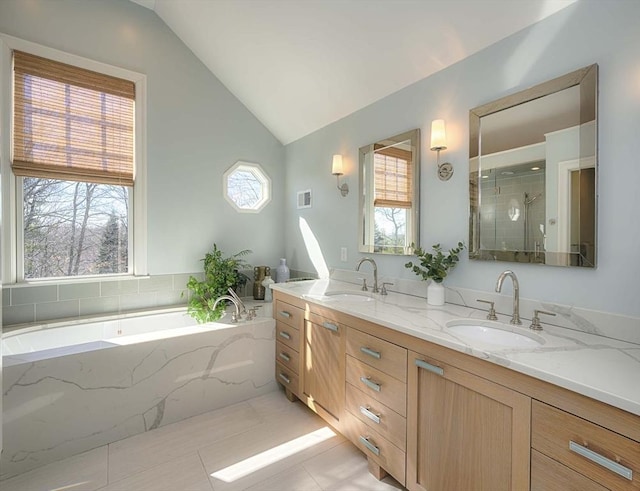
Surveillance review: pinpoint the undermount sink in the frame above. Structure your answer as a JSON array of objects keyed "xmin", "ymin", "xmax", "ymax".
[
  {"xmin": 303, "ymin": 291, "xmax": 373, "ymax": 303},
  {"xmin": 446, "ymin": 320, "xmax": 544, "ymax": 348}
]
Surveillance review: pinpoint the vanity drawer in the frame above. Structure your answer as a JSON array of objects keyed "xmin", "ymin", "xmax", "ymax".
[
  {"xmin": 274, "ymin": 299, "xmax": 304, "ymax": 330},
  {"xmin": 276, "ymin": 322, "xmax": 300, "ymax": 352},
  {"xmin": 532, "ymin": 449, "xmax": 608, "ymax": 491},
  {"xmin": 275, "ymin": 361, "xmax": 299, "ymax": 395},
  {"xmin": 275, "ymin": 341, "xmax": 299, "ymax": 374},
  {"xmin": 532, "ymin": 400, "xmax": 640, "ymax": 490},
  {"xmin": 346, "ymin": 355, "xmax": 406, "ymax": 417},
  {"xmin": 345, "ymin": 382, "xmax": 406, "ymax": 451},
  {"xmin": 343, "ymin": 411, "xmax": 405, "ymax": 485},
  {"xmin": 346, "ymin": 327, "xmax": 407, "ymax": 382}
]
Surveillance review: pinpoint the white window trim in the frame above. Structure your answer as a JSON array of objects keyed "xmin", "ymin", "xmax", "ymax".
[
  {"xmin": 223, "ymin": 161, "xmax": 272, "ymax": 213},
  {"xmin": 0, "ymin": 33, "xmax": 147, "ymax": 284}
]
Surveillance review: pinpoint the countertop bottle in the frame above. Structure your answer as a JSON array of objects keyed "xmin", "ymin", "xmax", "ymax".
[
  {"xmin": 276, "ymin": 258, "xmax": 290, "ymax": 283},
  {"xmin": 262, "ymin": 274, "xmax": 275, "ymax": 302}
]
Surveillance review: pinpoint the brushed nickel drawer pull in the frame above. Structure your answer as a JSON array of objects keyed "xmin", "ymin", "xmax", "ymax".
[
  {"xmin": 279, "ymin": 310, "xmax": 291, "ymax": 318},
  {"xmin": 322, "ymin": 321, "xmax": 339, "ymax": 332},
  {"xmin": 360, "ymin": 346, "xmax": 381, "ymax": 359},
  {"xmin": 278, "ymin": 373, "xmax": 291, "ymax": 385},
  {"xmin": 569, "ymin": 441, "xmax": 633, "ymax": 480},
  {"xmin": 360, "ymin": 376, "xmax": 381, "ymax": 392},
  {"xmin": 415, "ymin": 358, "xmax": 444, "ymax": 376},
  {"xmin": 359, "ymin": 405, "xmax": 381, "ymax": 424},
  {"xmin": 359, "ymin": 436, "xmax": 380, "ymax": 456},
  {"xmin": 279, "ymin": 331, "xmax": 291, "ymax": 340},
  {"xmin": 278, "ymin": 352, "xmax": 291, "ymax": 362}
]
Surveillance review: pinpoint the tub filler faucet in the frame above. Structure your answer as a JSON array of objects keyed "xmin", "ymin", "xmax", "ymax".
[{"xmin": 212, "ymin": 295, "xmax": 242, "ymax": 323}]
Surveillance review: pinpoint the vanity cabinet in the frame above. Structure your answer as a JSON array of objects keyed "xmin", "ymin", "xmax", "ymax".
[
  {"xmin": 302, "ymin": 307, "xmax": 346, "ymax": 429},
  {"xmin": 274, "ymin": 297, "xmax": 305, "ymax": 400},
  {"xmin": 531, "ymin": 400, "xmax": 640, "ymax": 491},
  {"xmin": 343, "ymin": 327, "xmax": 408, "ymax": 484},
  {"xmin": 406, "ymin": 350, "xmax": 531, "ymax": 491},
  {"xmin": 272, "ymin": 290, "xmax": 640, "ymax": 491}
]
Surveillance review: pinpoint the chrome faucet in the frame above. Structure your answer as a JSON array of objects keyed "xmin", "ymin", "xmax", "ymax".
[
  {"xmin": 212, "ymin": 295, "xmax": 242, "ymax": 323},
  {"xmin": 356, "ymin": 257, "xmax": 379, "ymax": 293},
  {"xmin": 495, "ymin": 270, "xmax": 521, "ymax": 325}
]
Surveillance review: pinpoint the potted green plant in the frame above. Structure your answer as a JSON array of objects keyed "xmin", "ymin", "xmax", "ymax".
[
  {"xmin": 185, "ymin": 244, "xmax": 251, "ymax": 323},
  {"xmin": 405, "ymin": 242, "xmax": 465, "ymax": 306}
]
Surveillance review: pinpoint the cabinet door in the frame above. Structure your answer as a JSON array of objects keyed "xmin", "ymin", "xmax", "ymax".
[
  {"xmin": 406, "ymin": 351, "xmax": 531, "ymax": 491},
  {"xmin": 303, "ymin": 319, "xmax": 344, "ymax": 426}
]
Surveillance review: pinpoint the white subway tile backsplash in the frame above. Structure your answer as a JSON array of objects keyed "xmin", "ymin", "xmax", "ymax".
[
  {"xmin": 36, "ymin": 300, "xmax": 80, "ymax": 322},
  {"xmin": 12, "ymin": 285, "xmax": 57, "ymax": 305},
  {"xmin": 3, "ymin": 273, "xmax": 196, "ymax": 327},
  {"xmin": 59, "ymin": 282, "xmax": 101, "ymax": 301},
  {"xmin": 100, "ymin": 278, "xmax": 139, "ymax": 297},
  {"xmin": 3, "ymin": 304, "xmax": 35, "ymax": 325}
]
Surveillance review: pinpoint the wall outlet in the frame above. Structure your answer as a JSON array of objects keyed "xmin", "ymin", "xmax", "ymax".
[{"xmin": 340, "ymin": 247, "xmax": 348, "ymax": 262}]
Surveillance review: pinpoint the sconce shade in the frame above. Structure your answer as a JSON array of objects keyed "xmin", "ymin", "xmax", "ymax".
[
  {"xmin": 430, "ymin": 119, "xmax": 447, "ymax": 151},
  {"xmin": 332, "ymin": 154, "xmax": 344, "ymax": 175}
]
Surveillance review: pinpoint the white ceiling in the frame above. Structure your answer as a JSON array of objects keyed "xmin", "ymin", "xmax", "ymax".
[{"xmin": 131, "ymin": 0, "xmax": 578, "ymax": 145}]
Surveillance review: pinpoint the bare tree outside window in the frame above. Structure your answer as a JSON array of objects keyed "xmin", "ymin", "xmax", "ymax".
[{"xmin": 23, "ymin": 177, "xmax": 129, "ymax": 279}]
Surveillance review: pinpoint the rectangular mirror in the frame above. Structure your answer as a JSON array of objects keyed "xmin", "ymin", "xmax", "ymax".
[
  {"xmin": 469, "ymin": 64, "xmax": 598, "ymax": 267},
  {"xmin": 359, "ymin": 129, "xmax": 420, "ymax": 255}
]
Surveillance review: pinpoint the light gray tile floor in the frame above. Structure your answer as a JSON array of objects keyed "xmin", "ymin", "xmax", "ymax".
[{"xmin": 1, "ymin": 389, "xmax": 405, "ymax": 491}]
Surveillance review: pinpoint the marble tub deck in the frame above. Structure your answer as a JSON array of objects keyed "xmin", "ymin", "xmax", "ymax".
[{"xmin": 0, "ymin": 390, "xmax": 404, "ymax": 491}]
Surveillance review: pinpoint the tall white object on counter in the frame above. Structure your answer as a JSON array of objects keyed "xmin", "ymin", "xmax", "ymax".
[{"xmin": 276, "ymin": 258, "xmax": 290, "ymax": 283}]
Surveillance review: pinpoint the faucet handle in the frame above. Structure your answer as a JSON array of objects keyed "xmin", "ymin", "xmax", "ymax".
[
  {"xmin": 529, "ymin": 309, "xmax": 556, "ymax": 331},
  {"xmin": 231, "ymin": 311, "xmax": 240, "ymax": 323},
  {"xmin": 360, "ymin": 278, "xmax": 368, "ymax": 292},
  {"xmin": 380, "ymin": 282, "xmax": 393, "ymax": 295},
  {"xmin": 476, "ymin": 299, "xmax": 498, "ymax": 320}
]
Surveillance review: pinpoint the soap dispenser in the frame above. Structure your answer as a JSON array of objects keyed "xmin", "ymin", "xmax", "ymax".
[{"xmin": 262, "ymin": 274, "xmax": 275, "ymax": 302}]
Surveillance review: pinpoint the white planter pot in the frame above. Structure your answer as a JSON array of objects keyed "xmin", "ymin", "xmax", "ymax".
[{"xmin": 427, "ymin": 281, "xmax": 445, "ymax": 306}]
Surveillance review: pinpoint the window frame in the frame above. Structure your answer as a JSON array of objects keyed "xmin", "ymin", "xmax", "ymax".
[
  {"xmin": 223, "ymin": 161, "xmax": 271, "ymax": 213},
  {"xmin": 0, "ymin": 34, "xmax": 147, "ymax": 284}
]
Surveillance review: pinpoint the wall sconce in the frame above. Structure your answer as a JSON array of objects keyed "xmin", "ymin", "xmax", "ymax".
[
  {"xmin": 430, "ymin": 119, "xmax": 454, "ymax": 181},
  {"xmin": 332, "ymin": 154, "xmax": 349, "ymax": 197}
]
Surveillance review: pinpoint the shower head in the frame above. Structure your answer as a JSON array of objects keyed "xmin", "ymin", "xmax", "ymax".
[{"xmin": 524, "ymin": 192, "xmax": 542, "ymax": 205}]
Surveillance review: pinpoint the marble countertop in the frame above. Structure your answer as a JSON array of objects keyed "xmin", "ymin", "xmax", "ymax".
[{"xmin": 271, "ymin": 279, "xmax": 640, "ymax": 417}]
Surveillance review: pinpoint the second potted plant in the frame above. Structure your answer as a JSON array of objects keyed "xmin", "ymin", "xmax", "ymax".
[{"xmin": 405, "ymin": 242, "xmax": 465, "ymax": 306}]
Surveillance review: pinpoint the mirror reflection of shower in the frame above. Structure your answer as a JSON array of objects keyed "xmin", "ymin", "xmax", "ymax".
[
  {"xmin": 479, "ymin": 160, "xmax": 545, "ymax": 258},
  {"xmin": 524, "ymin": 191, "xmax": 543, "ymax": 257}
]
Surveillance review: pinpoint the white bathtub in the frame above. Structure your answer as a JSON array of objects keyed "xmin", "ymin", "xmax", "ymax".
[
  {"xmin": 2, "ymin": 309, "xmax": 248, "ymax": 362},
  {"xmin": 1, "ymin": 307, "xmax": 276, "ymax": 480}
]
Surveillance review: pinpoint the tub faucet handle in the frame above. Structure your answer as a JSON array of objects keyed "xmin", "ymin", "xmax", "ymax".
[{"xmin": 360, "ymin": 278, "xmax": 368, "ymax": 291}]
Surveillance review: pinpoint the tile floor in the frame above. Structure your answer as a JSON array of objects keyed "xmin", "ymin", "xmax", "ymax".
[{"xmin": 2, "ymin": 389, "xmax": 405, "ymax": 491}]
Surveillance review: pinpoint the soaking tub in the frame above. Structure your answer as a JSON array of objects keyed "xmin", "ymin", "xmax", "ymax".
[{"xmin": 1, "ymin": 307, "xmax": 276, "ymax": 479}]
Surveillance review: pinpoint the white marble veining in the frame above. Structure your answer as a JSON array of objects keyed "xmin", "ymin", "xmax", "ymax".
[
  {"xmin": 272, "ymin": 279, "xmax": 640, "ymax": 417},
  {"xmin": 1, "ymin": 307, "xmax": 276, "ymax": 480}
]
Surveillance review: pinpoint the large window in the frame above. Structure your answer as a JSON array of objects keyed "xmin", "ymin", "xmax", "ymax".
[{"xmin": 3, "ymin": 39, "xmax": 147, "ymax": 282}]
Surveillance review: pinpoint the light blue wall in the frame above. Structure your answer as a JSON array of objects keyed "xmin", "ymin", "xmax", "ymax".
[
  {"xmin": 284, "ymin": 0, "xmax": 640, "ymax": 318},
  {"xmin": 0, "ymin": 0, "xmax": 285, "ymax": 275}
]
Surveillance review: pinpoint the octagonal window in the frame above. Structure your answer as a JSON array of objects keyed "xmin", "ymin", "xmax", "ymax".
[{"xmin": 223, "ymin": 161, "xmax": 271, "ymax": 213}]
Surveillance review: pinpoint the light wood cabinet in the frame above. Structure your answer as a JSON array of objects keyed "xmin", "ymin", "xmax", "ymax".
[
  {"xmin": 273, "ymin": 291, "xmax": 640, "ymax": 491},
  {"xmin": 406, "ymin": 350, "xmax": 531, "ymax": 491},
  {"xmin": 273, "ymin": 296, "xmax": 305, "ymax": 400},
  {"xmin": 532, "ymin": 400, "xmax": 640, "ymax": 491},
  {"xmin": 302, "ymin": 313, "xmax": 345, "ymax": 429}
]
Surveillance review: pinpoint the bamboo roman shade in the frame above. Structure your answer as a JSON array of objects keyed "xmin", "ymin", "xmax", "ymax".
[
  {"xmin": 12, "ymin": 50, "xmax": 135, "ymax": 186},
  {"xmin": 373, "ymin": 146, "xmax": 413, "ymax": 209}
]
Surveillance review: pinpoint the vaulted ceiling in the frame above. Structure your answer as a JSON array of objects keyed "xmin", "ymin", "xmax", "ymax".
[{"xmin": 131, "ymin": 0, "xmax": 577, "ymax": 144}]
